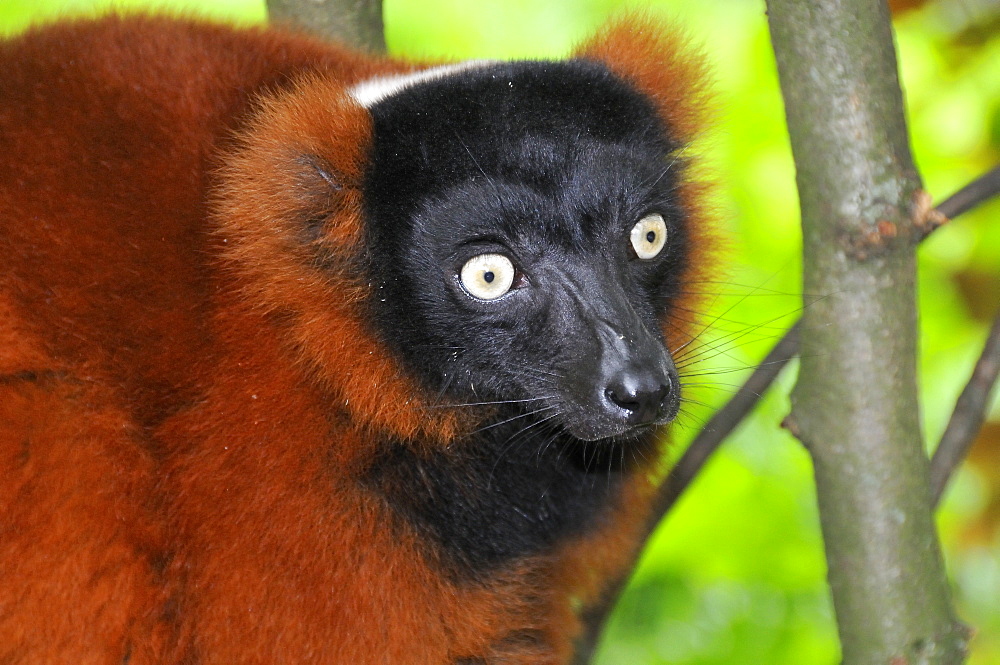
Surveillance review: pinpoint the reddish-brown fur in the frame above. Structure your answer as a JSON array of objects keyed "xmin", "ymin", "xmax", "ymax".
[{"xmin": 0, "ymin": 14, "xmax": 712, "ymax": 664}]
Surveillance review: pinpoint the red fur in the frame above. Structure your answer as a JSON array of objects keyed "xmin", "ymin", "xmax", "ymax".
[{"xmin": 0, "ymin": 14, "xmax": 715, "ymax": 664}]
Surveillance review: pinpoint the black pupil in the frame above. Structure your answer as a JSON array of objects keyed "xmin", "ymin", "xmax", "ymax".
[
  {"xmin": 484, "ymin": 271, "xmax": 495, "ymax": 283},
  {"xmin": 646, "ymin": 230, "xmax": 656, "ymax": 243}
]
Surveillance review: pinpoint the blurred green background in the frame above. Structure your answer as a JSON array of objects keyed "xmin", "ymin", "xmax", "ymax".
[{"xmin": 2, "ymin": 0, "xmax": 997, "ymax": 662}]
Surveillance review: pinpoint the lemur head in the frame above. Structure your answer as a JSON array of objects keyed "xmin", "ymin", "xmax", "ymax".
[
  {"xmin": 215, "ymin": 19, "xmax": 713, "ymax": 444},
  {"xmin": 358, "ymin": 59, "xmax": 691, "ymax": 441}
]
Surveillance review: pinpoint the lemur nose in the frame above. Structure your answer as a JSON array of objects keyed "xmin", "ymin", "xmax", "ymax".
[{"xmin": 604, "ymin": 371, "xmax": 672, "ymax": 424}]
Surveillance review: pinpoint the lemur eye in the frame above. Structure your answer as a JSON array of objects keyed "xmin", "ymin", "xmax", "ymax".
[
  {"xmin": 460, "ymin": 253, "xmax": 515, "ymax": 300},
  {"xmin": 630, "ymin": 213, "xmax": 667, "ymax": 259}
]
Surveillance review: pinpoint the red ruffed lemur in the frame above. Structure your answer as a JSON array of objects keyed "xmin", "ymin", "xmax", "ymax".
[{"xmin": 0, "ymin": 11, "xmax": 714, "ymax": 665}]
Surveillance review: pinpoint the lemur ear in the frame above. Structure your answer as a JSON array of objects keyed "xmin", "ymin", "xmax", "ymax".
[
  {"xmin": 215, "ymin": 75, "xmax": 371, "ymax": 265},
  {"xmin": 574, "ymin": 15, "xmax": 712, "ymax": 145},
  {"xmin": 212, "ymin": 76, "xmax": 465, "ymax": 443}
]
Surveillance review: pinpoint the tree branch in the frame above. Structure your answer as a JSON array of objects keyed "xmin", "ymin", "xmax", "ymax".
[
  {"xmin": 655, "ymin": 322, "xmax": 802, "ymax": 518},
  {"xmin": 766, "ymin": 0, "xmax": 968, "ymax": 661},
  {"xmin": 934, "ymin": 165, "xmax": 1000, "ymax": 226},
  {"xmin": 266, "ymin": 0, "xmax": 386, "ymax": 52},
  {"xmin": 930, "ymin": 311, "xmax": 1000, "ymax": 506}
]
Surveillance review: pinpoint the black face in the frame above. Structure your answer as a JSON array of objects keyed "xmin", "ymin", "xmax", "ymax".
[{"xmin": 363, "ymin": 60, "xmax": 689, "ymax": 443}]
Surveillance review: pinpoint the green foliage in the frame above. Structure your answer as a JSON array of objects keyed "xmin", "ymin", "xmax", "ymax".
[
  {"xmin": 0, "ymin": 0, "xmax": 265, "ymax": 34},
  {"xmin": 2, "ymin": 1, "xmax": 997, "ymax": 663}
]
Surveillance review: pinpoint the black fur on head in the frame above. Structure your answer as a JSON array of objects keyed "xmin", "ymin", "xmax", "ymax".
[{"xmin": 361, "ymin": 59, "xmax": 691, "ymax": 444}]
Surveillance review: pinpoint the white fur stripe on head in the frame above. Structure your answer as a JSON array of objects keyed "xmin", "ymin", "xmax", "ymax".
[{"xmin": 348, "ymin": 60, "xmax": 497, "ymax": 107}]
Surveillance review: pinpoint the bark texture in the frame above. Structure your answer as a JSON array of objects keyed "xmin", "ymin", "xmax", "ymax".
[
  {"xmin": 766, "ymin": 1, "xmax": 969, "ymax": 663},
  {"xmin": 267, "ymin": 0, "xmax": 385, "ymax": 52}
]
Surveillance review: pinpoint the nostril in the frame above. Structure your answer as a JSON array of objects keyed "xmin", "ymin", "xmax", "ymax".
[{"xmin": 604, "ymin": 373, "xmax": 671, "ymax": 424}]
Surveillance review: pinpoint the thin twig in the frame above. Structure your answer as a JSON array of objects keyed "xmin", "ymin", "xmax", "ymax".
[
  {"xmin": 654, "ymin": 322, "xmax": 801, "ymax": 517},
  {"xmin": 930, "ymin": 311, "xmax": 1000, "ymax": 506},
  {"xmin": 935, "ymin": 165, "xmax": 1000, "ymax": 222}
]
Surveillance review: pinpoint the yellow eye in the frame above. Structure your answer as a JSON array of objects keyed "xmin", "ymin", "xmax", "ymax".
[
  {"xmin": 459, "ymin": 253, "xmax": 515, "ymax": 300},
  {"xmin": 630, "ymin": 213, "xmax": 667, "ymax": 259}
]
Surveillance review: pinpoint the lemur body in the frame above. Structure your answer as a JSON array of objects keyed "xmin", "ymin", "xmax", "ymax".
[{"xmin": 0, "ymin": 14, "xmax": 712, "ymax": 664}]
